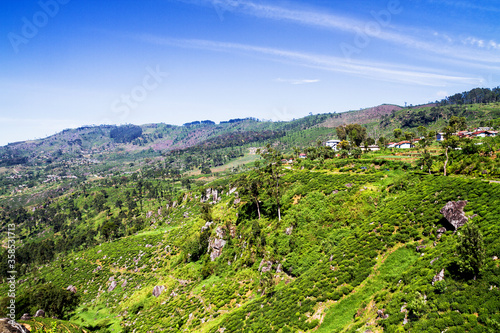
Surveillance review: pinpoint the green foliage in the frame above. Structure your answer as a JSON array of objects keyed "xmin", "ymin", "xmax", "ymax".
[{"xmin": 457, "ymin": 222, "xmax": 485, "ymax": 277}]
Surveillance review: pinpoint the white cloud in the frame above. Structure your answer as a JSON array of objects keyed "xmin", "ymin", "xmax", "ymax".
[
  {"xmin": 176, "ymin": 0, "xmax": 500, "ymax": 65},
  {"xmin": 274, "ymin": 78, "xmax": 320, "ymax": 85},
  {"xmin": 138, "ymin": 34, "xmax": 481, "ymax": 87}
]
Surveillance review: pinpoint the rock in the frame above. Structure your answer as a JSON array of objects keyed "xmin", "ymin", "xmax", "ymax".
[
  {"xmin": 66, "ymin": 285, "xmax": 77, "ymax": 293},
  {"xmin": 34, "ymin": 309, "xmax": 45, "ymax": 318},
  {"xmin": 345, "ymin": 183, "xmax": 353, "ymax": 188},
  {"xmin": 92, "ymin": 265, "xmax": 102, "ymax": 273},
  {"xmin": 377, "ymin": 309, "xmax": 389, "ymax": 319},
  {"xmin": 109, "ymin": 276, "xmax": 115, "ymax": 282},
  {"xmin": 121, "ymin": 280, "xmax": 127, "ymax": 288},
  {"xmin": 432, "ymin": 269, "xmax": 445, "ymax": 286},
  {"xmin": 208, "ymin": 227, "xmax": 227, "ymax": 261},
  {"xmin": 108, "ymin": 280, "xmax": 117, "ymax": 292},
  {"xmin": 183, "ymin": 212, "xmax": 189, "ymax": 218},
  {"xmin": 430, "ymin": 257, "xmax": 440, "ymax": 265},
  {"xmin": 145, "ymin": 244, "xmax": 153, "ymax": 248},
  {"xmin": 437, "ymin": 227, "xmax": 447, "ymax": 234},
  {"xmin": 0, "ymin": 319, "xmax": 30, "ymax": 332},
  {"xmin": 400, "ymin": 304, "xmax": 407, "ymax": 313},
  {"xmin": 152, "ymin": 285, "xmax": 165, "ymax": 297},
  {"xmin": 332, "ymin": 190, "xmax": 339, "ymax": 195},
  {"xmin": 416, "ymin": 245, "xmax": 426, "ymax": 252},
  {"xmin": 493, "ymin": 256, "xmax": 498, "ymax": 261},
  {"xmin": 20, "ymin": 313, "xmax": 31, "ymax": 320},
  {"xmin": 259, "ymin": 259, "xmax": 273, "ymax": 273},
  {"xmin": 440, "ymin": 201, "xmax": 474, "ymax": 230},
  {"xmin": 201, "ymin": 221, "xmax": 213, "ymax": 232},
  {"xmin": 285, "ymin": 226, "xmax": 293, "ymax": 235}
]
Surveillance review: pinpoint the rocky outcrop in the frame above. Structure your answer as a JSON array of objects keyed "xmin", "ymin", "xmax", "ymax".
[
  {"xmin": 152, "ymin": 285, "xmax": 165, "ymax": 297},
  {"xmin": 108, "ymin": 280, "xmax": 117, "ymax": 292},
  {"xmin": 259, "ymin": 259, "xmax": 273, "ymax": 273},
  {"xmin": 34, "ymin": 310, "xmax": 45, "ymax": 318},
  {"xmin": 208, "ymin": 227, "xmax": 226, "ymax": 261},
  {"xmin": 432, "ymin": 269, "xmax": 445, "ymax": 286},
  {"xmin": 436, "ymin": 227, "xmax": 447, "ymax": 239},
  {"xmin": 66, "ymin": 285, "xmax": 77, "ymax": 293},
  {"xmin": 377, "ymin": 309, "xmax": 389, "ymax": 319},
  {"xmin": 0, "ymin": 319, "xmax": 30, "ymax": 333},
  {"xmin": 440, "ymin": 201, "xmax": 474, "ymax": 230},
  {"xmin": 19, "ymin": 313, "xmax": 31, "ymax": 321}
]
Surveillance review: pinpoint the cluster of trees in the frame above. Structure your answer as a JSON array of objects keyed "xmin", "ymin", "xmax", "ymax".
[
  {"xmin": 441, "ymin": 87, "xmax": 500, "ymax": 105},
  {"xmin": 110, "ymin": 124, "xmax": 143, "ymax": 143}
]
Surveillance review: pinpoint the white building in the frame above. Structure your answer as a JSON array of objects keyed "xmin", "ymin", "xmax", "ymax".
[{"xmin": 326, "ymin": 140, "xmax": 342, "ymax": 151}]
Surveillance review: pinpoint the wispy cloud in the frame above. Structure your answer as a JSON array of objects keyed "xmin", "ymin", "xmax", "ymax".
[
  {"xmin": 177, "ymin": 0, "xmax": 500, "ymax": 65},
  {"xmin": 137, "ymin": 34, "xmax": 481, "ymax": 86},
  {"xmin": 274, "ymin": 78, "xmax": 320, "ymax": 85},
  {"xmin": 425, "ymin": 0, "xmax": 500, "ymax": 13}
]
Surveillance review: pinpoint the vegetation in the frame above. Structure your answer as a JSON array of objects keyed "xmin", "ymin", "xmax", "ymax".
[{"xmin": 0, "ymin": 89, "xmax": 499, "ymax": 332}]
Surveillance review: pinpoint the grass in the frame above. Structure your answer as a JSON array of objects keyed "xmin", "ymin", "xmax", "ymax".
[{"xmin": 317, "ymin": 246, "xmax": 419, "ymax": 333}]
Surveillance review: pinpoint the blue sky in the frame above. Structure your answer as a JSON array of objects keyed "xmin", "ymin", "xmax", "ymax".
[{"xmin": 1, "ymin": 0, "xmax": 499, "ymax": 145}]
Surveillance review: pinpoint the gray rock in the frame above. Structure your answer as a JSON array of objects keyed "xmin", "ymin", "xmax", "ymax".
[
  {"xmin": 152, "ymin": 285, "xmax": 165, "ymax": 297},
  {"xmin": 208, "ymin": 226, "xmax": 227, "ymax": 261},
  {"xmin": 440, "ymin": 201, "xmax": 475, "ymax": 230},
  {"xmin": 259, "ymin": 259, "xmax": 273, "ymax": 273},
  {"xmin": 0, "ymin": 319, "xmax": 30, "ymax": 332},
  {"xmin": 108, "ymin": 280, "xmax": 117, "ymax": 292},
  {"xmin": 416, "ymin": 245, "xmax": 426, "ymax": 252},
  {"xmin": 432, "ymin": 269, "xmax": 445, "ymax": 286},
  {"xmin": 34, "ymin": 309, "xmax": 45, "ymax": 318},
  {"xmin": 285, "ymin": 226, "xmax": 293, "ymax": 235},
  {"xmin": 66, "ymin": 285, "xmax": 77, "ymax": 293},
  {"xmin": 20, "ymin": 313, "xmax": 31, "ymax": 321}
]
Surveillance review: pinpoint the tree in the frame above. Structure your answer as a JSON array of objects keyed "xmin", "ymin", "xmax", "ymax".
[
  {"xmin": 441, "ymin": 135, "xmax": 459, "ymax": 176},
  {"xmin": 338, "ymin": 140, "xmax": 350, "ymax": 151},
  {"xmin": 404, "ymin": 131, "xmax": 414, "ymax": 141},
  {"xmin": 393, "ymin": 128, "xmax": 403, "ymax": 140},
  {"xmin": 258, "ymin": 145, "xmax": 283, "ymax": 221},
  {"xmin": 449, "ymin": 116, "xmax": 467, "ymax": 132},
  {"xmin": 377, "ymin": 136, "xmax": 386, "ymax": 148},
  {"xmin": 417, "ymin": 126, "xmax": 428, "ymax": 138},
  {"xmin": 352, "ymin": 148, "xmax": 362, "ymax": 159},
  {"xmin": 336, "ymin": 124, "xmax": 367, "ymax": 147},
  {"xmin": 457, "ymin": 222, "xmax": 485, "ymax": 279},
  {"xmin": 239, "ymin": 173, "xmax": 263, "ymax": 219}
]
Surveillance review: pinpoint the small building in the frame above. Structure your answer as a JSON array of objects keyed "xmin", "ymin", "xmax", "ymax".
[
  {"xmin": 471, "ymin": 131, "xmax": 487, "ymax": 138},
  {"xmin": 395, "ymin": 141, "xmax": 413, "ymax": 149},
  {"xmin": 386, "ymin": 142, "xmax": 396, "ymax": 148},
  {"xmin": 362, "ymin": 145, "xmax": 380, "ymax": 151},
  {"xmin": 486, "ymin": 131, "xmax": 498, "ymax": 137},
  {"xmin": 326, "ymin": 140, "xmax": 341, "ymax": 151},
  {"xmin": 436, "ymin": 133, "xmax": 446, "ymax": 141},
  {"xmin": 299, "ymin": 153, "xmax": 307, "ymax": 159}
]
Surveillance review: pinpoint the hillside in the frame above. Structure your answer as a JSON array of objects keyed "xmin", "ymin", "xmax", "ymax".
[
  {"xmin": 1, "ymin": 88, "xmax": 500, "ymax": 332},
  {"xmin": 1, "ymin": 156, "xmax": 500, "ymax": 332}
]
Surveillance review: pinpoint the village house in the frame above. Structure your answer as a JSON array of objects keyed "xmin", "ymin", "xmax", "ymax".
[
  {"xmin": 299, "ymin": 153, "xmax": 307, "ymax": 159},
  {"xmin": 394, "ymin": 141, "xmax": 413, "ymax": 149},
  {"xmin": 362, "ymin": 145, "xmax": 380, "ymax": 151},
  {"xmin": 326, "ymin": 139, "xmax": 341, "ymax": 151},
  {"xmin": 436, "ymin": 133, "xmax": 446, "ymax": 141}
]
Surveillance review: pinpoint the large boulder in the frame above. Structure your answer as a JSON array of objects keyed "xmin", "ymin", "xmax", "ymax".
[
  {"xmin": 208, "ymin": 227, "xmax": 227, "ymax": 261},
  {"xmin": 440, "ymin": 201, "xmax": 472, "ymax": 230},
  {"xmin": 19, "ymin": 313, "xmax": 31, "ymax": 321},
  {"xmin": 34, "ymin": 310, "xmax": 45, "ymax": 318},
  {"xmin": 0, "ymin": 319, "xmax": 30, "ymax": 333},
  {"xmin": 432, "ymin": 269, "xmax": 445, "ymax": 286},
  {"xmin": 108, "ymin": 280, "xmax": 117, "ymax": 292},
  {"xmin": 66, "ymin": 285, "xmax": 77, "ymax": 293},
  {"xmin": 152, "ymin": 285, "xmax": 165, "ymax": 298}
]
